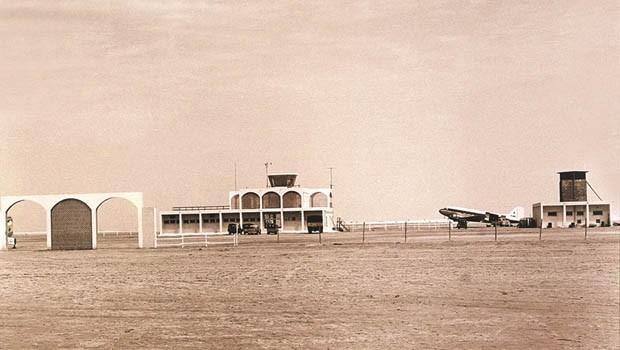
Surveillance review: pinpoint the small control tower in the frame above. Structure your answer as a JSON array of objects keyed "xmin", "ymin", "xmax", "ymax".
[
  {"xmin": 558, "ymin": 171, "xmax": 588, "ymax": 202},
  {"xmin": 533, "ymin": 171, "xmax": 610, "ymax": 228},
  {"xmin": 268, "ymin": 173, "xmax": 298, "ymax": 188}
]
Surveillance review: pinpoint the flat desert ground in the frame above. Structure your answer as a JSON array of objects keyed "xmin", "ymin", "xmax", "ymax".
[{"xmin": 1, "ymin": 228, "xmax": 619, "ymax": 349}]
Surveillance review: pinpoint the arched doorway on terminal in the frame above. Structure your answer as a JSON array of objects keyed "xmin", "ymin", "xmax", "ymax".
[{"xmin": 310, "ymin": 192, "xmax": 328, "ymax": 207}]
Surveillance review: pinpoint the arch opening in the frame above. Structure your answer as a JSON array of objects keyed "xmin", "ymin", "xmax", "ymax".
[
  {"xmin": 262, "ymin": 192, "xmax": 281, "ymax": 209},
  {"xmin": 5, "ymin": 200, "xmax": 47, "ymax": 250},
  {"xmin": 242, "ymin": 193, "xmax": 260, "ymax": 209},
  {"xmin": 96, "ymin": 197, "xmax": 139, "ymax": 248},
  {"xmin": 51, "ymin": 198, "xmax": 92, "ymax": 250},
  {"xmin": 231, "ymin": 194, "xmax": 240, "ymax": 209},
  {"xmin": 310, "ymin": 192, "xmax": 328, "ymax": 208},
  {"xmin": 283, "ymin": 192, "xmax": 301, "ymax": 208}
]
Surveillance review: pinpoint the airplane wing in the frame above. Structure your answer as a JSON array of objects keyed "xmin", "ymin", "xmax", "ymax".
[
  {"xmin": 439, "ymin": 207, "xmax": 487, "ymax": 222},
  {"xmin": 485, "ymin": 211, "xmax": 502, "ymax": 223}
]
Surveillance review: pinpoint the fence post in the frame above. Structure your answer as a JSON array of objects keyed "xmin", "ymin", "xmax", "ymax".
[
  {"xmin": 494, "ymin": 225, "xmax": 497, "ymax": 241},
  {"xmin": 584, "ymin": 222, "xmax": 587, "ymax": 240},
  {"xmin": 362, "ymin": 221, "xmax": 366, "ymax": 244},
  {"xmin": 448, "ymin": 221, "xmax": 452, "ymax": 241},
  {"xmin": 404, "ymin": 221, "xmax": 408, "ymax": 243},
  {"xmin": 539, "ymin": 223, "xmax": 542, "ymax": 241}
]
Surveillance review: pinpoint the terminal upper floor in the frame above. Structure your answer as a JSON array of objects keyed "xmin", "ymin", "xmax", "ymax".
[{"xmin": 230, "ymin": 187, "xmax": 332, "ymax": 210}]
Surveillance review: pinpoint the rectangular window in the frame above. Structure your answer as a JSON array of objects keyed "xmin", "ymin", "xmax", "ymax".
[
  {"xmin": 593, "ymin": 210, "xmax": 603, "ymax": 216},
  {"xmin": 577, "ymin": 219, "xmax": 582, "ymax": 224},
  {"xmin": 566, "ymin": 211, "xmax": 573, "ymax": 216},
  {"xmin": 577, "ymin": 211, "xmax": 584, "ymax": 216},
  {"xmin": 596, "ymin": 219, "xmax": 601, "ymax": 223},
  {"xmin": 548, "ymin": 212, "xmax": 557, "ymax": 217},
  {"xmin": 163, "ymin": 216, "xmax": 179, "ymax": 224}
]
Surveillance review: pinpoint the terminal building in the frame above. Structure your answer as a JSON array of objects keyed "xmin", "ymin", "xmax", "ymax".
[
  {"xmin": 160, "ymin": 173, "xmax": 335, "ymax": 234},
  {"xmin": 533, "ymin": 171, "xmax": 611, "ymax": 228}
]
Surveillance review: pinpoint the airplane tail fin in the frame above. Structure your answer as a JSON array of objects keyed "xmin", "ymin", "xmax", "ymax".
[{"xmin": 508, "ymin": 207, "xmax": 525, "ymax": 220}]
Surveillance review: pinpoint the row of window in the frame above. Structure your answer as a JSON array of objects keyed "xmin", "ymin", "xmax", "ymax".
[
  {"xmin": 164, "ymin": 218, "xmax": 256, "ymax": 224},
  {"xmin": 164, "ymin": 217, "xmax": 304, "ymax": 224},
  {"xmin": 571, "ymin": 219, "xmax": 604, "ymax": 225},
  {"xmin": 548, "ymin": 210, "xmax": 604, "ymax": 217}
]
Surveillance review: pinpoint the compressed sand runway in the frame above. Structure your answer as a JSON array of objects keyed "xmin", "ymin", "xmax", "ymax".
[{"xmin": 1, "ymin": 228, "xmax": 618, "ymax": 349}]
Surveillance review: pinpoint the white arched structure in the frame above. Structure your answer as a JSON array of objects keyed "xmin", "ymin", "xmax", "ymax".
[{"xmin": 1, "ymin": 192, "xmax": 143, "ymax": 251}]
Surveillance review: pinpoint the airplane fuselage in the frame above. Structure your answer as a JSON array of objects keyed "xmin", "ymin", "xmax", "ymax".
[{"xmin": 439, "ymin": 206, "xmax": 523, "ymax": 227}]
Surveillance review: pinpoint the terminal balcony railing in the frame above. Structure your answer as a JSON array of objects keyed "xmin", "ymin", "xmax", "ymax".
[{"xmin": 171, "ymin": 205, "xmax": 231, "ymax": 211}]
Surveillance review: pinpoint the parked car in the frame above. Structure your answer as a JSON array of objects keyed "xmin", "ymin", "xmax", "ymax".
[
  {"xmin": 242, "ymin": 223, "xmax": 261, "ymax": 235},
  {"xmin": 227, "ymin": 223, "xmax": 241, "ymax": 235}
]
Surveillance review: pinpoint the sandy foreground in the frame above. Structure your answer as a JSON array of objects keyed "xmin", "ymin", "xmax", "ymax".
[{"xmin": 1, "ymin": 228, "xmax": 618, "ymax": 349}]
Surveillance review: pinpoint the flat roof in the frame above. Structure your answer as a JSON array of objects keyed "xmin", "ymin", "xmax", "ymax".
[
  {"xmin": 533, "ymin": 201, "xmax": 610, "ymax": 206},
  {"xmin": 557, "ymin": 170, "xmax": 588, "ymax": 174}
]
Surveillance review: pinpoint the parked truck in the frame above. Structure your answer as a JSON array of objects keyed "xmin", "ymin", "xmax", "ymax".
[
  {"xmin": 307, "ymin": 215, "xmax": 323, "ymax": 234},
  {"xmin": 264, "ymin": 214, "xmax": 279, "ymax": 235}
]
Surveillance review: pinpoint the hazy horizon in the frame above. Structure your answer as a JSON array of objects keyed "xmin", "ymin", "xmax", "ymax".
[{"xmin": 2, "ymin": 1, "xmax": 619, "ymax": 231}]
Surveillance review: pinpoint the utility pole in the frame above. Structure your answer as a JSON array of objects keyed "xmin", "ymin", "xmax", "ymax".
[
  {"xmin": 328, "ymin": 167, "xmax": 334, "ymax": 208},
  {"xmin": 265, "ymin": 162, "xmax": 272, "ymax": 187}
]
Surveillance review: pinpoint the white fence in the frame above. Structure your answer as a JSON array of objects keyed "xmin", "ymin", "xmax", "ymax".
[
  {"xmin": 345, "ymin": 220, "xmax": 452, "ymax": 232},
  {"xmin": 99, "ymin": 231, "xmax": 138, "ymax": 237},
  {"xmin": 155, "ymin": 232, "xmax": 238, "ymax": 248}
]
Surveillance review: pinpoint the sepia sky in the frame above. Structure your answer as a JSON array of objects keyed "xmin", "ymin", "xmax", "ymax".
[{"xmin": 1, "ymin": 1, "xmax": 619, "ymax": 228}]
